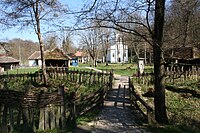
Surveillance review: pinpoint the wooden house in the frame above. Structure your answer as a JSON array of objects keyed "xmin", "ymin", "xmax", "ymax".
[
  {"xmin": 0, "ymin": 56, "xmax": 20, "ymax": 72},
  {"xmin": 0, "ymin": 43, "xmax": 19, "ymax": 72},
  {"xmin": 164, "ymin": 47, "xmax": 200, "ymax": 72},
  {"xmin": 75, "ymin": 51, "xmax": 88, "ymax": 63},
  {"xmin": 28, "ymin": 48, "xmax": 71, "ymax": 67},
  {"xmin": 164, "ymin": 47, "xmax": 200, "ymax": 65}
]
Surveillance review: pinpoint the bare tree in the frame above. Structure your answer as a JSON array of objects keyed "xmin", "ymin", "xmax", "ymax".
[
  {"xmin": 79, "ymin": 28, "xmax": 101, "ymax": 67},
  {"xmin": 164, "ymin": 0, "xmax": 200, "ymax": 48},
  {"xmin": 0, "ymin": 0, "xmax": 67, "ymax": 85},
  {"xmin": 75, "ymin": 0, "xmax": 168, "ymax": 124},
  {"xmin": 62, "ymin": 33, "xmax": 75, "ymax": 54},
  {"xmin": 44, "ymin": 34, "xmax": 58, "ymax": 50}
]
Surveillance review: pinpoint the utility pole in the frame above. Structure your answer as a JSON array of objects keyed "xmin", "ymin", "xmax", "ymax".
[{"xmin": 18, "ymin": 44, "xmax": 21, "ymax": 66}]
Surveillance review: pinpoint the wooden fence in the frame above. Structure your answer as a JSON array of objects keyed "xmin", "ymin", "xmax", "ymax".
[
  {"xmin": 0, "ymin": 68, "xmax": 113, "ymax": 132},
  {"xmin": 0, "ymin": 67, "xmax": 113, "ymax": 87},
  {"xmin": 132, "ymin": 66, "xmax": 200, "ymax": 85},
  {"xmin": 128, "ymin": 77, "xmax": 155, "ymax": 125},
  {"xmin": 0, "ymin": 84, "xmax": 110, "ymax": 133}
]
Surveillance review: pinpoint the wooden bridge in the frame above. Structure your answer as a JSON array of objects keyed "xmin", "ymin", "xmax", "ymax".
[{"xmin": 0, "ymin": 68, "xmax": 154, "ymax": 133}]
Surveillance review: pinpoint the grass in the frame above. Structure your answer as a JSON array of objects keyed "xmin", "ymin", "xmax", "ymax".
[
  {"xmin": 3, "ymin": 67, "xmax": 40, "ymax": 74},
  {"xmin": 77, "ymin": 63, "xmax": 153, "ymax": 76},
  {"xmin": 76, "ymin": 108, "xmax": 101, "ymax": 125},
  {"xmin": 132, "ymin": 76, "xmax": 200, "ymax": 132},
  {"xmin": 148, "ymin": 125, "xmax": 199, "ymax": 133}
]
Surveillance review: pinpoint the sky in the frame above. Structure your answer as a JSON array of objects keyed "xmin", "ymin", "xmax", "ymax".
[{"xmin": 0, "ymin": 0, "xmax": 85, "ymax": 44}]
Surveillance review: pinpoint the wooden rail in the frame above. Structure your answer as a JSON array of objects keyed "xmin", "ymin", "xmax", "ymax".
[{"xmin": 128, "ymin": 77, "xmax": 155, "ymax": 125}]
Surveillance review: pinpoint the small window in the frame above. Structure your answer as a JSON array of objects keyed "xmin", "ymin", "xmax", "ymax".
[
  {"xmin": 124, "ymin": 53, "xmax": 126, "ymax": 57},
  {"xmin": 113, "ymin": 53, "xmax": 115, "ymax": 57}
]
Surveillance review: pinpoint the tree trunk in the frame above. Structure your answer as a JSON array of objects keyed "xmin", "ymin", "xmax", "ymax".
[
  {"xmin": 40, "ymin": 44, "xmax": 48, "ymax": 85},
  {"xmin": 35, "ymin": 0, "xmax": 48, "ymax": 85},
  {"xmin": 153, "ymin": 0, "xmax": 169, "ymax": 124}
]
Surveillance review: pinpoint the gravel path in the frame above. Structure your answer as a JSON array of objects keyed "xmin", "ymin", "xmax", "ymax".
[
  {"xmin": 88, "ymin": 76, "xmax": 150, "ymax": 133},
  {"xmin": 74, "ymin": 70, "xmax": 151, "ymax": 133}
]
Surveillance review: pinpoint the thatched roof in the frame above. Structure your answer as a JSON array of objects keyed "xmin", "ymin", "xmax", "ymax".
[
  {"xmin": 0, "ymin": 55, "xmax": 19, "ymax": 63},
  {"xmin": 28, "ymin": 48, "xmax": 71, "ymax": 60},
  {"xmin": 45, "ymin": 48, "xmax": 71, "ymax": 60}
]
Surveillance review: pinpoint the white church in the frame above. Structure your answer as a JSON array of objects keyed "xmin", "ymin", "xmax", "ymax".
[{"xmin": 106, "ymin": 34, "xmax": 128, "ymax": 63}]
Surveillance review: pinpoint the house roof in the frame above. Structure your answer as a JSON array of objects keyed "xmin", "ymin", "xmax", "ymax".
[
  {"xmin": 45, "ymin": 48, "xmax": 71, "ymax": 60},
  {"xmin": 28, "ymin": 51, "xmax": 41, "ymax": 60},
  {"xmin": 75, "ymin": 51, "xmax": 82, "ymax": 57},
  {"xmin": 0, "ymin": 55, "xmax": 19, "ymax": 63},
  {"xmin": 29, "ymin": 48, "xmax": 71, "ymax": 60},
  {"xmin": 67, "ymin": 53, "xmax": 77, "ymax": 58},
  {"xmin": 75, "ymin": 51, "xmax": 88, "ymax": 57}
]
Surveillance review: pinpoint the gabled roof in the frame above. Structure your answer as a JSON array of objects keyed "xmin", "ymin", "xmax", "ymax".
[
  {"xmin": 29, "ymin": 48, "xmax": 71, "ymax": 60},
  {"xmin": 28, "ymin": 51, "xmax": 41, "ymax": 60},
  {"xmin": 75, "ymin": 51, "xmax": 88, "ymax": 57},
  {"xmin": 75, "ymin": 51, "xmax": 83, "ymax": 57},
  {"xmin": 67, "ymin": 53, "xmax": 77, "ymax": 58},
  {"xmin": 45, "ymin": 48, "xmax": 71, "ymax": 60},
  {"xmin": 0, "ymin": 55, "xmax": 19, "ymax": 63}
]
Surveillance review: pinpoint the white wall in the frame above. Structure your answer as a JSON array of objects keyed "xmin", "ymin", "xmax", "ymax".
[
  {"xmin": 107, "ymin": 43, "xmax": 128, "ymax": 63},
  {"xmin": 29, "ymin": 59, "xmax": 42, "ymax": 66},
  {"xmin": 29, "ymin": 60, "xmax": 36, "ymax": 66}
]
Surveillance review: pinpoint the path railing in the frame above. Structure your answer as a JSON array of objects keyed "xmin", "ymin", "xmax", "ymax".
[{"xmin": 128, "ymin": 77, "xmax": 155, "ymax": 125}]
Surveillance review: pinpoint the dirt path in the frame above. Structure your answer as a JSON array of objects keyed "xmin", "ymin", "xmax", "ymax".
[{"xmin": 74, "ymin": 74, "xmax": 151, "ymax": 133}]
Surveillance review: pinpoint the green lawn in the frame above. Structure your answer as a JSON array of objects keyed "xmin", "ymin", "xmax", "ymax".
[
  {"xmin": 3, "ymin": 67, "xmax": 40, "ymax": 74},
  {"xmin": 78, "ymin": 63, "xmax": 153, "ymax": 76},
  {"xmin": 2, "ymin": 63, "xmax": 153, "ymax": 76}
]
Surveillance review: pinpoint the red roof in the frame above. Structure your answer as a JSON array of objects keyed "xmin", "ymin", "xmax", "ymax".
[{"xmin": 75, "ymin": 51, "xmax": 83, "ymax": 57}]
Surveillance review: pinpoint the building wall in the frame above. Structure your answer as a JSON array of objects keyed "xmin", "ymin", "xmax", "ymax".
[
  {"xmin": 29, "ymin": 60, "xmax": 37, "ymax": 66},
  {"xmin": 107, "ymin": 40, "xmax": 128, "ymax": 63},
  {"xmin": 29, "ymin": 59, "xmax": 42, "ymax": 66}
]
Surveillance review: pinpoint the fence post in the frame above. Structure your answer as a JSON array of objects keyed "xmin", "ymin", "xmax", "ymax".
[
  {"xmin": 58, "ymin": 86, "xmax": 67, "ymax": 130},
  {"xmin": 2, "ymin": 105, "xmax": 8, "ymax": 133},
  {"xmin": 109, "ymin": 71, "xmax": 113, "ymax": 89},
  {"xmin": 9, "ymin": 107, "xmax": 14, "ymax": 132}
]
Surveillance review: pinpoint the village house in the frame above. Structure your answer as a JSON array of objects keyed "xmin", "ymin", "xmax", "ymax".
[
  {"xmin": 106, "ymin": 34, "xmax": 128, "ymax": 63},
  {"xmin": 164, "ymin": 47, "xmax": 200, "ymax": 65},
  {"xmin": 75, "ymin": 51, "xmax": 88, "ymax": 63},
  {"xmin": 28, "ymin": 48, "xmax": 71, "ymax": 67},
  {"xmin": 67, "ymin": 53, "xmax": 78, "ymax": 66},
  {"xmin": 0, "ymin": 43, "xmax": 19, "ymax": 72}
]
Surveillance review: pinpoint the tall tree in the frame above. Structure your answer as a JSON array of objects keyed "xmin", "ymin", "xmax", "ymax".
[
  {"xmin": 75, "ymin": 0, "xmax": 168, "ymax": 124},
  {"xmin": 44, "ymin": 34, "xmax": 58, "ymax": 50},
  {"xmin": 0, "ymin": 0, "xmax": 67, "ymax": 85},
  {"xmin": 62, "ymin": 34, "xmax": 74, "ymax": 54},
  {"xmin": 153, "ymin": 0, "xmax": 168, "ymax": 124}
]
